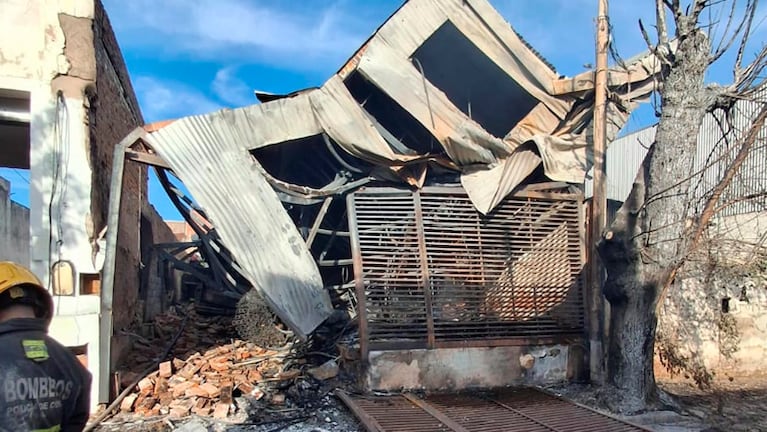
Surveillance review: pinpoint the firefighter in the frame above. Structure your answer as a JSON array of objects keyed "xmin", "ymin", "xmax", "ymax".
[{"xmin": 0, "ymin": 261, "xmax": 91, "ymax": 432}]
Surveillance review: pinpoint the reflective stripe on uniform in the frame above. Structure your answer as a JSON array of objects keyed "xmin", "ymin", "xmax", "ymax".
[
  {"xmin": 22, "ymin": 340, "xmax": 49, "ymax": 362},
  {"xmin": 32, "ymin": 425, "xmax": 61, "ymax": 432}
]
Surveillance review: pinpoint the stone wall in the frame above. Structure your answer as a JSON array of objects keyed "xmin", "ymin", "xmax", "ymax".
[
  {"xmin": 656, "ymin": 213, "xmax": 767, "ymax": 381},
  {"xmin": 0, "ymin": 177, "xmax": 30, "ymax": 265}
]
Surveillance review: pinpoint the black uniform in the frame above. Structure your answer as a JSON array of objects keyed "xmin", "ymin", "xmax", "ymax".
[{"xmin": 0, "ymin": 318, "xmax": 91, "ymax": 432}]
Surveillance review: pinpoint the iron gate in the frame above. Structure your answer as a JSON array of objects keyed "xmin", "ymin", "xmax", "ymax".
[{"xmin": 348, "ymin": 186, "xmax": 585, "ymax": 355}]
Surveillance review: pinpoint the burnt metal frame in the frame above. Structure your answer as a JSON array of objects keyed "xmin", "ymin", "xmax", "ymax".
[
  {"xmin": 336, "ymin": 388, "xmax": 652, "ymax": 432},
  {"xmin": 102, "ymin": 130, "xmax": 254, "ymax": 403},
  {"xmin": 103, "ymin": 130, "xmax": 363, "ymax": 404},
  {"xmin": 348, "ymin": 185, "xmax": 586, "ymax": 360}
]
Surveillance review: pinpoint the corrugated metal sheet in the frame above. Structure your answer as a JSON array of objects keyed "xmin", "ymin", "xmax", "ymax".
[
  {"xmin": 589, "ymin": 97, "xmax": 766, "ymax": 217},
  {"xmin": 144, "ymin": 116, "xmax": 333, "ymax": 339},
  {"xmin": 190, "ymin": 0, "xmax": 663, "ymax": 215},
  {"xmin": 136, "ymin": 0, "xmax": 671, "ymax": 336},
  {"xmin": 585, "ymin": 126, "xmax": 653, "ymax": 201},
  {"xmin": 339, "ymin": 0, "xmax": 661, "ymax": 212},
  {"xmin": 461, "ymin": 147, "xmax": 542, "ymax": 212},
  {"xmin": 693, "ymin": 98, "xmax": 767, "ymax": 216}
]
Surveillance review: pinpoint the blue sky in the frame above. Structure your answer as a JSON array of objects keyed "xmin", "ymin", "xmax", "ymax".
[{"xmin": 2, "ymin": 0, "xmax": 763, "ymax": 219}]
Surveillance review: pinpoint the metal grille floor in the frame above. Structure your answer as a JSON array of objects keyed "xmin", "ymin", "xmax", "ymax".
[{"xmin": 337, "ymin": 388, "xmax": 650, "ymax": 432}]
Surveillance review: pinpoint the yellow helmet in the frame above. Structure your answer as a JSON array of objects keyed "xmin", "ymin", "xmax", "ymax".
[{"xmin": 0, "ymin": 262, "xmax": 54, "ymax": 321}]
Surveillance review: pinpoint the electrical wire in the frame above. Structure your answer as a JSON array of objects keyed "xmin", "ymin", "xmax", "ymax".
[{"xmin": 49, "ymin": 92, "xmax": 64, "ymax": 310}]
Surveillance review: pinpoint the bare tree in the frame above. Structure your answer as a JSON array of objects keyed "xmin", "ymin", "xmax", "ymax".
[{"xmin": 598, "ymin": 0, "xmax": 767, "ymax": 413}]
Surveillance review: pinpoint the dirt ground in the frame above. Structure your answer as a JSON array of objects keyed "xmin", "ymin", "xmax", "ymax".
[
  {"xmin": 92, "ymin": 303, "xmax": 766, "ymax": 432},
  {"xmin": 548, "ymin": 376, "xmax": 767, "ymax": 432},
  {"xmin": 658, "ymin": 377, "xmax": 767, "ymax": 431},
  {"xmin": 98, "ymin": 376, "xmax": 767, "ymax": 431}
]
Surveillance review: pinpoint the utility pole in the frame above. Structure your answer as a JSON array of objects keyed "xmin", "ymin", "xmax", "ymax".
[{"xmin": 589, "ymin": 0, "xmax": 609, "ymax": 384}]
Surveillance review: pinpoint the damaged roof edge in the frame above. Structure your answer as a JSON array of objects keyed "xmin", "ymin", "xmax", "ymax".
[
  {"xmin": 139, "ymin": 0, "xmax": 662, "ymax": 217},
  {"xmin": 337, "ymin": 0, "xmax": 558, "ymax": 80},
  {"xmin": 141, "ymin": 119, "xmax": 334, "ymax": 339}
]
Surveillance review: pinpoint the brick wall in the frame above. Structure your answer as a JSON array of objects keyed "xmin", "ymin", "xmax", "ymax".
[
  {"xmin": 89, "ymin": 0, "xmax": 146, "ymax": 358},
  {"xmin": 140, "ymin": 203, "xmax": 178, "ymax": 321}
]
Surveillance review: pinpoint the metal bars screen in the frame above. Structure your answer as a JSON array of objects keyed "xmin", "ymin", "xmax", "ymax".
[{"xmin": 348, "ymin": 187, "xmax": 585, "ymax": 353}]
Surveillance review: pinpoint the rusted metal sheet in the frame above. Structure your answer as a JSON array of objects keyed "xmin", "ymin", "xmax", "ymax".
[
  {"xmin": 143, "ymin": 118, "xmax": 333, "ymax": 339},
  {"xmin": 337, "ymin": 388, "xmax": 651, "ymax": 432},
  {"xmin": 334, "ymin": 0, "xmax": 665, "ymax": 212},
  {"xmin": 348, "ymin": 186, "xmax": 584, "ymax": 354},
  {"xmin": 144, "ymin": 0, "xmax": 667, "ymax": 216}
]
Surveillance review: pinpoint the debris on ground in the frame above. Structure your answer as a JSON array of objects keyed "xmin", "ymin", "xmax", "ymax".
[
  {"xmin": 233, "ymin": 290, "xmax": 291, "ymax": 349},
  {"xmin": 117, "ymin": 339, "xmax": 290, "ymax": 418},
  {"xmin": 91, "ymin": 302, "xmax": 361, "ymax": 431}
]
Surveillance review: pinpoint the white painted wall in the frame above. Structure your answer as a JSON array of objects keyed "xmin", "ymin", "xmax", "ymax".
[{"xmin": 0, "ymin": 0, "xmax": 101, "ymax": 410}]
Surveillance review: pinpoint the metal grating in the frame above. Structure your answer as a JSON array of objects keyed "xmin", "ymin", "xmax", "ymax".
[
  {"xmin": 351, "ymin": 191, "xmax": 430, "ymax": 343},
  {"xmin": 348, "ymin": 186, "xmax": 585, "ymax": 353},
  {"xmin": 337, "ymin": 388, "xmax": 651, "ymax": 432}
]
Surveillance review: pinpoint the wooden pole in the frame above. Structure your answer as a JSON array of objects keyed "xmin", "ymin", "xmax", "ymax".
[{"xmin": 589, "ymin": 0, "xmax": 609, "ymax": 384}]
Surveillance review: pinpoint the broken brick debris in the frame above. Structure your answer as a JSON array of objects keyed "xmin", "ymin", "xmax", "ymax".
[
  {"xmin": 115, "ymin": 304, "xmax": 334, "ymax": 421},
  {"xmin": 119, "ymin": 338, "xmax": 295, "ymax": 419},
  {"xmin": 158, "ymin": 361, "xmax": 173, "ymax": 378}
]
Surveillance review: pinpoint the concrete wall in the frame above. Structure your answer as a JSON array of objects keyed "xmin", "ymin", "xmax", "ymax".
[
  {"xmin": 366, "ymin": 343, "xmax": 585, "ymax": 392},
  {"xmin": 656, "ymin": 213, "xmax": 767, "ymax": 380},
  {"xmin": 1, "ymin": 0, "xmax": 102, "ymax": 408},
  {"xmin": 0, "ymin": 177, "xmax": 30, "ymax": 264}
]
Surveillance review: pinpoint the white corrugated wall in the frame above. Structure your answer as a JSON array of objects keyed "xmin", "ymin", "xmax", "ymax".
[{"xmin": 586, "ymin": 96, "xmax": 766, "ymax": 218}]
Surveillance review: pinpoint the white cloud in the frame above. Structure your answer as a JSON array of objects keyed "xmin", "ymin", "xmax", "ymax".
[
  {"xmin": 211, "ymin": 66, "xmax": 255, "ymax": 107},
  {"xmin": 106, "ymin": 0, "xmax": 766, "ymax": 78},
  {"xmin": 104, "ymin": 0, "xmax": 379, "ymax": 70},
  {"xmin": 134, "ymin": 76, "xmax": 222, "ymax": 122}
]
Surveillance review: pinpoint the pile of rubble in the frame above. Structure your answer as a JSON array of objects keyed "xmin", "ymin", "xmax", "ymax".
[
  {"xmin": 106, "ymin": 303, "xmax": 349, "ymax": 428},
  {"xmin": 119, "ymin": 340, "xmax": 295, "ymax": 419}
]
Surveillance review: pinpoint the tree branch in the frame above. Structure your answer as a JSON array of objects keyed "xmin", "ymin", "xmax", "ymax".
[
  {"xmin": 733, "ymin": 0, "xmax": 757, "ymax": 72},
  {"xmin": 656, "ymin": 0, "xmax": 670, "ymax": 46},
  {"xmin": 690, "ymin": 105, "xmax": 764, "ymax": 242},
  {"xmin": 639, "ymin": 18, "xmax": 656, "ymax": 52},
  {"xmin": 639, "ymin": 18, "xmax": 673, "ymax": 65},
  {"xmin": 711, "ymin": 0, "xmax": 753, "ymax": 64},
  {"xmin": 691, "ymin": 0, "xmax": 710, "ymax": 22},
  {"xmin": 657, "ymin": 102, "xmax": 767, "ymax": 304},
  {"xmin": 735, "ymin": 45, "xmax": 767, "ymax": 93},
  {"xmin": 714, "ymin": 191, "xmax": 767, "ymax": 213}
]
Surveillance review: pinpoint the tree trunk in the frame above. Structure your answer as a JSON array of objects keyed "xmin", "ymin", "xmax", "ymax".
[
  {"xmin": 599, "ymin": 27, "xmax": 711, "ymax": 413},
  {"xmin": 606, "ymin": 290, "xmax": 659, "ymax": 411}
]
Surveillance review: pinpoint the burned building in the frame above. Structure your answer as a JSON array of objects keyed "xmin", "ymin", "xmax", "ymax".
[
  {"xmin": 108, "ymin": 0, "xmax": 664, "ymax": 392},
  {"xmin": 0, "ymin": 0, "xmax": 174, "ymax": 408}
]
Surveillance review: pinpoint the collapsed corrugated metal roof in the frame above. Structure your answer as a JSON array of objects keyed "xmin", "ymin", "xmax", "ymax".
[{"xmin": 141, "ymin": 0, "xmax": 669, "ymax": 337}]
